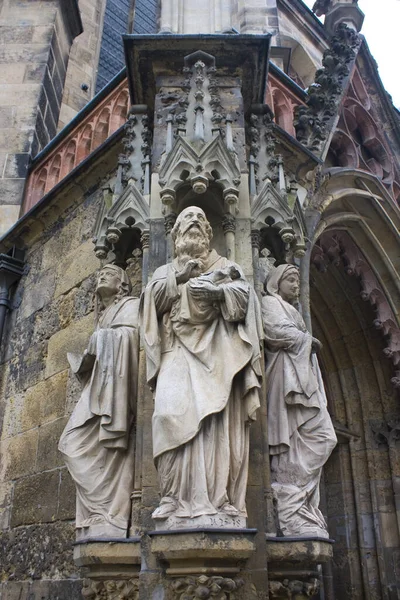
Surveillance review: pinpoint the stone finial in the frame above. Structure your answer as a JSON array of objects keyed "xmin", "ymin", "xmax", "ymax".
[{"xmin": 312, "ymin": 1, "xmax": 364, "ymax": 36}]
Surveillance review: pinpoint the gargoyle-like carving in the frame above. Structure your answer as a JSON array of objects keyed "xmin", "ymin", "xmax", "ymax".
[
  {"xmin": 170, "ymin": 575, "xmax": 244, "ymax": 599},
  {"xmin": 294, "ymin": 24, "xmax": 361, "ymax": 154},
  {"xmin": 82, "ymin": 578, "xmax": 139, "ymax": 600},
  {"xmin": 269, "ymin": 578, "xmax": 320, "ymax": 599}
]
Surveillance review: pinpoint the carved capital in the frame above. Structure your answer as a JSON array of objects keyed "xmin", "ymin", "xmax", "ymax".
[
  {"xmin": 222, "ymin": 214, "xmax": 237, "ymax": 234},
  {"xmin": 140, "ymin": 230, "xmax": 150, "ymax": 250},
  {"xmin": 82, "ymin": 578, "xmax": 139, "ymax": 600},
  {"xmin": 170, "ymin": 575, "xmax": 244, "ymax": 599},
  {"xmin": 269, "ymin": 578, "xmax": 320, "ymax": 599}
]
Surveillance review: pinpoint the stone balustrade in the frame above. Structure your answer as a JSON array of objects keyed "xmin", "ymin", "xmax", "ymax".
[{"xmin": 23, "ymin": 77, "xmax": 130, "ymax": 214}]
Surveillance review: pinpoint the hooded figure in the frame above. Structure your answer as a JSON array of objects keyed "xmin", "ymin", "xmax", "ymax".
[
  {"xmin": 262, "ymin": 264, "xmax": 336, "ymax": 538},
  {"xmin": 59, "ymin": 264, "xmax": 139, "ymax": 539}
]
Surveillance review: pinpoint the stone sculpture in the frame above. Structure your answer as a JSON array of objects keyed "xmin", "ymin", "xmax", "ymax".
[
  {"xmin": 262, "ymin": 264, "xmax": 337, "ymax": 538},
  {"xmin": 59, "ymin": 264, "xmax": 140, "ymax": 539},
  {"xmin": 141, "ymin": 206, "xmax": 262, "ymax": 529}
]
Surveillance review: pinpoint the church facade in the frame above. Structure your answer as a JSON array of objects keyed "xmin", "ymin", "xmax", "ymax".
[{"xmin": 0, "ymin": 1, "xmax": 399, "ymax": 599}]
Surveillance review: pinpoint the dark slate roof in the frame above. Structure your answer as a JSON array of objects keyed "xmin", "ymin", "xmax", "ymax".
[{"xmin": 96, "ymin": 0, "xmax": 158, "ymax": 94}]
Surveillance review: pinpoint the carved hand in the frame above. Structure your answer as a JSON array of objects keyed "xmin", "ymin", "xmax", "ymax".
[
  {"xmin": 190, "ymin": 279, "xmax": 224, "ymax": 301},
  {"xmin": 311, "ymin": 337, "xmax": 323, "ymax": 353},
  {"xmin": 176, "ymin": 259, "xmax": 201, "ymax": 284}
]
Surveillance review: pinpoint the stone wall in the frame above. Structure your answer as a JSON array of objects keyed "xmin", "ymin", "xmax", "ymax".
[
  {"xmin": 0, "ymin": 138, "xmax": 142, "ymax": 599},
  {"xmin": 58, "ymin": 0, "xmax": 106, "ymax": 130},
  {"xmin": 0, "ymin": 0, "xmax": 81, "ymax": 236}
]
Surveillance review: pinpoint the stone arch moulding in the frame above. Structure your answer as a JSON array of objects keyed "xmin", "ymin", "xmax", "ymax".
[
  {"xmin": 158, "ymin": 135, "xmax": 241, "ymax": 215},
  {"xmin": 312, "ymin": 230, "xmax": 400, "ymax": 387}
]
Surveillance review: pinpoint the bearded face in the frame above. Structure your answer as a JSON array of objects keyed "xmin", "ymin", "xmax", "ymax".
[{"xmin": 173, "ymin": 208, "xmax": 211, "ymax": 270}]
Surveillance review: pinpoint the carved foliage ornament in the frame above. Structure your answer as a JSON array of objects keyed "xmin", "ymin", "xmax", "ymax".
[
  {"xmin": 170, "ymin": 576, "xmax": 244, "ymax": 600},
  {"xmin": 269, "ymin": 578, "xmax": 320, "ymax": 599},
  {"xmin": 294, "ymin": 24, "xmax": 361, "ymax": 153},
  {"xmin": 82, "ymin": 578, "xmax": 139, "ymax": 600}
]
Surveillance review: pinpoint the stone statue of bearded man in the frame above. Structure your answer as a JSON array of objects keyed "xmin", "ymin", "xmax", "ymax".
[{"xmin": 141, "ymin": 206, "xmax": 262, "ymax": 529}]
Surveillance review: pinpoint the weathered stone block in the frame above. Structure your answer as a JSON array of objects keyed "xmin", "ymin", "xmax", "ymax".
[
  {"xmin": 11, "ymin": 470, "xmax": 59, "ymax": 527},
  {"xmin": 45, "ymin": 312, "xmax": 93, "ymax": 378},
  {"xmin": 57, "ymin": 467, "xmax": 76, "ymax": 520},
  {"xmin": 0, "ymin": 428, "xmax": 38, "ymax": 481},
  {"xmin": 19, "ymin": 268, "xmax": 56, "ymax": 319},
  {"xmin": 36, "ymin": 416, "xmax": 68, "ymax": 472},
  {"xmin": 0, "ymin": 581, "xmax": 30, "ymax": 600},
  {"xmin": 0, "ymin": 521, "xmax": 76, "ymax": 580},
  {"xmin": 55, "ymin": 239, "xmax": 100, "ymax": 297}
]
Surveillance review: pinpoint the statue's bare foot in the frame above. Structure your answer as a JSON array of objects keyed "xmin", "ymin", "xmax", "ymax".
[
  {"xmin": 152, "ymin": 497, "xmax": 177, "ymax": 520},
  {"xmin": 221, "ymin": 503, "xmax": 239, "ymax": 517}
]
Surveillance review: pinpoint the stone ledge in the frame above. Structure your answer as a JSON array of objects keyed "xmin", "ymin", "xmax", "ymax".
[
  {"xmin": 73, "ymin": 538, "xmax": 141, "ymax": 579},
  {"xmin": 150, "ymin": 529, "xmax": 257, "ymax": 576},
  {"xmin": 266, "ymin": 536, "xmax": 334, "ymax": 566}
]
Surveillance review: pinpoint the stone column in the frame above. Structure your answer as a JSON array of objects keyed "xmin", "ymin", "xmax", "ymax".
[
  {"xmin": 0, "ymin": 0, "xmax": 82, "ymax": 235},
  {"xmin": 164, "ymin": 212, "xmax": 177, "ymax": 263},
  {"xmin": 222, "ymin": 214, "xmax": 236, "ymax": 262},
  {"xmin": 251, "ymin": 229, "xmax": 261, "ymax": 297},
  {"xmin": 141, "ymin": 230, "xmax": 150, "ymax": 287}
]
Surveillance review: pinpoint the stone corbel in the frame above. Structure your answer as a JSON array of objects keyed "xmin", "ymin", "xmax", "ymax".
[
  {"xmin": 160, "ymin": 188, "xmax": 177, "ymax": 215},
  {"xmin": 266, "ymin": 537, "xmax": 333, "ymax": 600},
  {"xmin": 74, "ymin": 539, "xmax": 141, "ymax": 600},
  {"xmin": 150, "ymin": 529, "xmax": 256, "ymax": 598}
]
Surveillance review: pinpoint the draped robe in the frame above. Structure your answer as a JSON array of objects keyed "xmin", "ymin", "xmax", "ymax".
[
  {"xmin": 141, "ymin": 250, "xmax": 262, "ymax": 518},
  {"xmin": 262, "ymin": 269, "xmax": 337, "ymax": 537},
  {"xmin": 59, "ymin": 297, "xmax": 139, "ymax": 538}
]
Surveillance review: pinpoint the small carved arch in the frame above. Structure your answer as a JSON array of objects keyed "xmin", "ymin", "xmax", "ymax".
[
  {"xmin": 76, "ymin": 124, "xmax": 93, "ymax": 163},
  {"xmin": 110, "ymin": 90, "xmax": 129, "ymax": 132},
  {"xmin": 45, "ymin": 154, "xmax": 62, "ymax": 192},
  {"xmin": 328, "ymin": 129, "xmax": 359, "ymax": 169},
  {"xmin": 272, "ymin": 89, "xmax": 294, "ymax": 136},
  {"xmin": 61, "ymin": 140, "xmax": 77, "ymax": 178},
  {"xmin": 31, "ymin": 166, "xmax": 48, "ymax": 206},
  {"xmin": 351, "ymin": 69, "xmax": 370, "ymax": 111},
  {"xmin": 344, "ymin": 103, "xmax": 393, "ymax": 183},
  {"xmin": 93, "ymin": 108, "xmax": 111, "ymax": 148}
]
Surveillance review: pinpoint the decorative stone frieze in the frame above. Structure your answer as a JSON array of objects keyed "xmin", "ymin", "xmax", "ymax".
[
  {"xmin": 24, "ymin": 79, "xmax": 130, "ymax": 213},
  {"xmin": 269, "ymin": 577, "xmax": 320, "ymax": 599},
  {"xmin": 170, "ymin": 575, "xmax": 244, "ymax": 599},
  {"xmin": 82, "ymin": 578, "xmax": 139, "ymax": 600},
  {"xmin": 294, "ymin": 24, "xmax": 361, "ymax": 155}
]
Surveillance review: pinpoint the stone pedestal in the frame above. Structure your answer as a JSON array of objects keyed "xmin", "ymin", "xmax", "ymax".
[
  {"xmin": 266, "ymin": 537, "xmax": 334, "ymax": 599},
  {"xmin": 73, "ymin": 538, "xmax": 141, "ymax": 597},
  {"xmin": 150, "ymin": 529, "xmax": 257, "ymax": 598}
]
